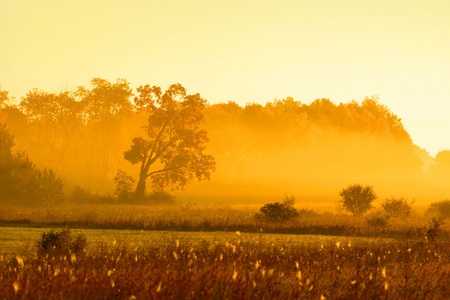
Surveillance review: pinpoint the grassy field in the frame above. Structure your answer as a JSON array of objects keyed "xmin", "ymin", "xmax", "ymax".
[
  {"xmin": 0, "ymin": 204, "xmax": 444, "ymax": 237},
  {"xmin": 0, "ymin": 204, "xmax": 449, "ymax": 299},
  {"xmin": 0, "ymin": 226, "xmax": 393, "ymax": 258}
]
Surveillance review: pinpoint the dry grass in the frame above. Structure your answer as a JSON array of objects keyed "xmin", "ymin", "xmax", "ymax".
[{"xmin": 0, "ymin": 232, "xmax": 449, "ymax": 299}]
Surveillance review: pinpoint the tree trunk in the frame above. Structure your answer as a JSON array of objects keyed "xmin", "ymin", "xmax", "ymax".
[{"xmin": 135, "ymin": 171, "xmax": 147, "ymax": 203}]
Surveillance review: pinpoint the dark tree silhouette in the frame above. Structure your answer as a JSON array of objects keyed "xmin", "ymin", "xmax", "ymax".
[
  {"xmin": 338, "ymin": 184, "xmax": 377, "ymax": 216},
  {"xmin": 124, "ymin": 83, "xmax": 215, "ymax": 201}
]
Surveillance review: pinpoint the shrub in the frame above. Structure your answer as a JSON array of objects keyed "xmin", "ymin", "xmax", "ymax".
[
  {"xmin": 338, "ymin": 184, "xmax": 377, "ymax": 216},
  {"xmin": 427, "ymin": 217, "xmax": 444, "ymax": 242},
  {"xmin": 114, "ymin": 169, "xmax": 135, "ymax": 202},
  {"xmin": 37, "ymin": 227, "xmax": 87, "ymax": 257},
  {"xmin": 427, "ymin": 199, "xmax": 450, "ymax": 219},
  {"xmin": 381, "ymin": 197, "xmax": 414, "ymax": 218},
  {"xmin": 366, "ymin": 212, "xmax": 390, "ymax": 227},
  {"xmin": 255, "ymin": 195, "xmax": 299, "ymax": 222}
]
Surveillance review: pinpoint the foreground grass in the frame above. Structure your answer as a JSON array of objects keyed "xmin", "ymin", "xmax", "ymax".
[{"xmin": 0, "ymin": 233, "xmax": 449, "ymax": 299}]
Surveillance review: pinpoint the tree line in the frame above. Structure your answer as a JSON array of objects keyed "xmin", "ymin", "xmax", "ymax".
[{"xmin": 1, "ymin": 78, "xmax": 449, "ymax": 205}]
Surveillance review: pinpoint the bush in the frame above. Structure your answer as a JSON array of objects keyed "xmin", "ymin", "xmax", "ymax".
[
  {"xmin": 427, "ymin": 217, "xmax": 445, "ymax": 242},
  {"xmin": 381, "ymin": 197, "xmax": 414, "ymax": 218},
  {"xmin": 427, "ymin": 199, "xmax": 450, "ymax": 219},
  {"xmin": 114, "ymin": 169, "xmax": 135, "ymax": 202},
  {"xmin": 255, "ymin": 195, "xmax": 299, "ymax": 222},
  {"xmin": 338, "ymin": 184, "xmax": 377, "ymax": 216},
  {"xmin": 37, "ymin": 227, "xmax": 87, "ymax": 257},
  {"xmin": 366, "ymin": 212, "xmax": 390, "ymax": 227}
]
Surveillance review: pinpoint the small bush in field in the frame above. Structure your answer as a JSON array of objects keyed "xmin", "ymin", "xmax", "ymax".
[
  {"xmin": 37, "ymin": 227, "xmax": 87, "ymax": 257},
  {"xmin": 114, "ymin": 169, "xmax": 135, "ymax": 203},
  {"xmin": 366, "ymin": 212, "xmax": 390, "ymax": 227},
  {"xmin": 427, "ymin": 217, "xmax": 444, "ymax": 242},
  {"xmin": 338, "ymin": 184, "xmax": 377, "ymax": 216},
  {"xmin": 382, "ymin": 197, "xmax": 414, "ymax": 218},
  {"xmin": 255, "ymin": 195, "xmax": 299, "ymax": 222},
  {"xmin": 427, "ymin": 199, "xmax": 450, "ymax": 219}
]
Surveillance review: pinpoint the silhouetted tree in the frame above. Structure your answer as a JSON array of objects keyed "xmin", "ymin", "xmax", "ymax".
[
  {"xmin": 338, "ymin": 184, "xmax": 377, "ymax": 216},
  {"xmin": 124, "ymin": 83, "xmax": 216, "ymax": 201}
]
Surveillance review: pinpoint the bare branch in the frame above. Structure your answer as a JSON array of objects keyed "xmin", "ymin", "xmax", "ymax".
[{"xmin": 146, "ymin": 166, "xmax": 182, "ymax": 178}]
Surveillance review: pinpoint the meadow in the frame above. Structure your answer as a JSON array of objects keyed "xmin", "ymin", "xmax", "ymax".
[
  {"xmin": 0, "ymin": 203, "xmax": 442, "ymax": 236},
  {"xmin": 0, "ymin": 203, "xmax": 449, "ymax": 299}
]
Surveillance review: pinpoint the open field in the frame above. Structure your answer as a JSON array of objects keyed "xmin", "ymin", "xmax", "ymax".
[
  {"xmin": 0, "ymin": 204, "xmax": 449, "ymax": 298},
  {"xmin": 0, "ymin": 204, "xmax": 446, "ymax": 236},
  {"xmin": 0, "ymin": 226, "xmax": 393, "ymax": 258}
]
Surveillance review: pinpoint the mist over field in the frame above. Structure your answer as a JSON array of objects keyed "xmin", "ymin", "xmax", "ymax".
[{"xmin": 1, "ymin": 80, "xmax": 449, "ymax": 207}]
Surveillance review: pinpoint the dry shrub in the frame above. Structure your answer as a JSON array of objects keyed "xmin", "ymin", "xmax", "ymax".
[
  {"xmin": 382, "ymin": 197, "xmax": 414, "ymax": 218},
  {"xmin": 366, "ymin": 212, "xmax": 390, "ymax": 227},
  {"xmin": 255, "ymin": 195, "xmax": 299, "ymax": 222},
  {"xmin": 37, "ymin": 227, "xmax": 87, "ymax": 257}
]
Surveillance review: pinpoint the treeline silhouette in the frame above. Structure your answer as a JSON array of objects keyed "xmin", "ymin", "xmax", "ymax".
[{"xmin": 0, "ymin": 79, "xmax": 448, "ymax": 205}]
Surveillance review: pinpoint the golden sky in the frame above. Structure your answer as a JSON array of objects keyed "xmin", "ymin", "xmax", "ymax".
[{"xmin": 1, "ymin": 0, "xmax": 449, "ymax": 156}]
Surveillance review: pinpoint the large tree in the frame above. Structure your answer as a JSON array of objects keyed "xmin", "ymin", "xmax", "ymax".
[{"xmin": 124, "ymin": 83, "xmax": 215, "ymax": 201}]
